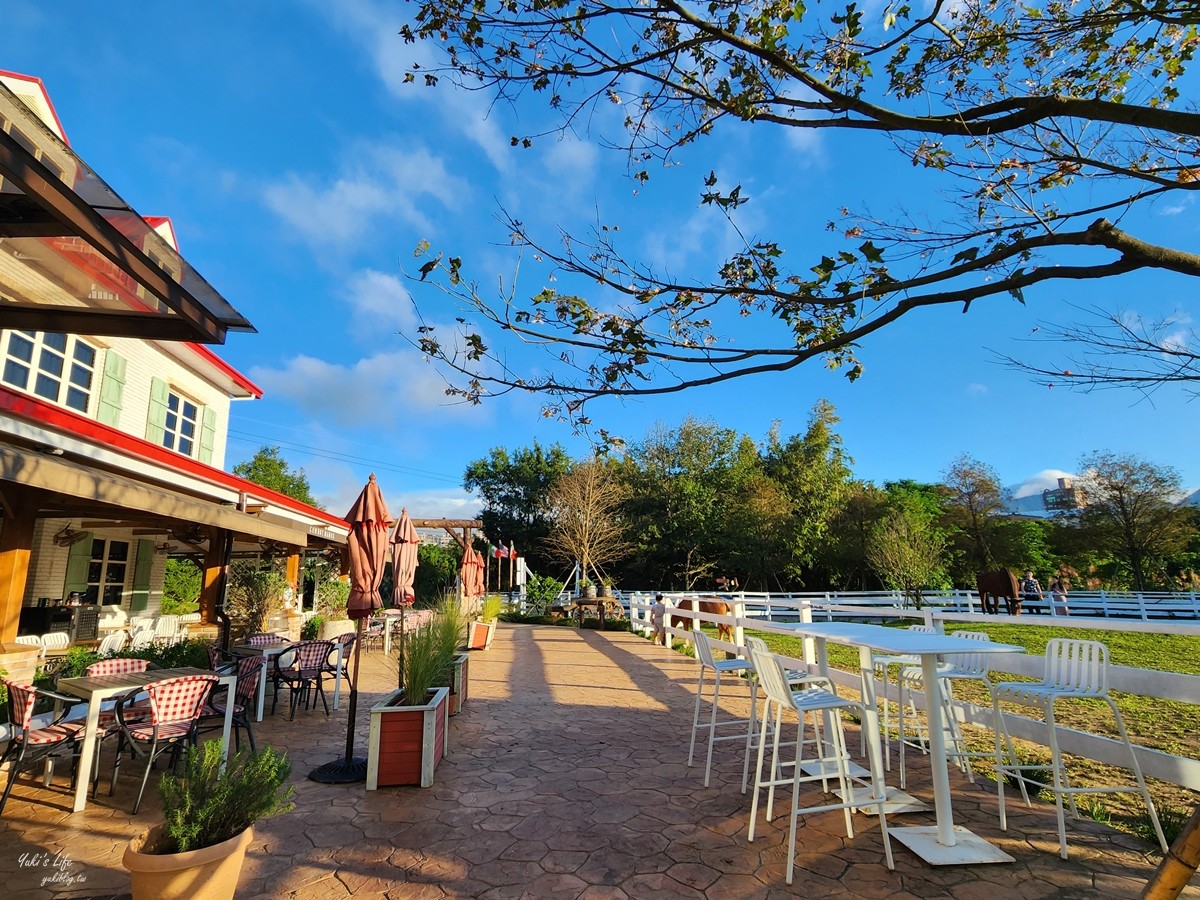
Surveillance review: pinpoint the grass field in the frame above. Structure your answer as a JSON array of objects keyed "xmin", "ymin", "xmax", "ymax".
[{"xmin": 698, "ymin": 621, "xmax": 1200, "ymax": 845}]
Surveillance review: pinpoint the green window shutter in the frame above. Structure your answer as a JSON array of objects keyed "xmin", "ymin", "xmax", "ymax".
[
  {"xmin": 130, "ymin": 539, "xmax": 154, "ymax": 612},
  {"xmin": 146, "ymin": 376, "xmax": 169, "ymax": 444},
  {"xmin": 198, "ymin": 406, "xmax": 217, "ymax": 464},
  {"xmin": 96, "ymin": 350, "xmax": 127, "ymax": 427},
  {"xmin": 62, "ymin": 534, "xmax": 93, "ymax": 596}
]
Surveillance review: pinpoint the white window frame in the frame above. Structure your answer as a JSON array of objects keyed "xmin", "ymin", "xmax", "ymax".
[
  {"xmin": 86, "ymin": 538, "xmax": 130, "ymax": 606},
  {"xmin": 162, "ymin": 387, "xmax": 200, "ymax": 457},
  {"xmin": 1, "ymin": 329, "xmax": 97, "ymax": 414}
]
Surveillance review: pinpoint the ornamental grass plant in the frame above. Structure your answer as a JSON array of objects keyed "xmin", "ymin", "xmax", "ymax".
[{"xmin": 152, "ymin": 741, "xmax": 294, "ymax": 854}]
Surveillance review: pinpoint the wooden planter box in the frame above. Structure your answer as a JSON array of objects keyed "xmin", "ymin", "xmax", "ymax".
[
  {"xmin": 366, "ymin": 687, "xmax": 450, "ymax": 789},
  {"xmin": 467, "ymin": 620, "xmax": 495, "ymax": 650},
  {"xmin": 446, "ymin": 651, "xmax": 469, "ymax": 715}
]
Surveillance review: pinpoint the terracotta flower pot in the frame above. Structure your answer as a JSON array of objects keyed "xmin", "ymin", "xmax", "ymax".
[
  {"xmin": 366, "ymin": 686, "xmax": 450, "ymax": 789},
  {"xmin": 123, "ymin": 824, "xmax": 253, "ymax": 900}
]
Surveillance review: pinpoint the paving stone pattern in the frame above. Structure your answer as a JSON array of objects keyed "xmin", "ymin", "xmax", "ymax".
[{"xmin": 1, "ymin": 624, "xmax": 1197, "ymax": 898}]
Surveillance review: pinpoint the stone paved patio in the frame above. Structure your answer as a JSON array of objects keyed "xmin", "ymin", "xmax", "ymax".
[{"xmin": 2, "ymin": 623, "xmax": 1197, "ymax": 898}]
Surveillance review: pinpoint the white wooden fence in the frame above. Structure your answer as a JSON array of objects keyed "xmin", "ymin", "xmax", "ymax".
[{"xmin": 628, "ymin": 594, "xmax": 1200, "ymax": 795}]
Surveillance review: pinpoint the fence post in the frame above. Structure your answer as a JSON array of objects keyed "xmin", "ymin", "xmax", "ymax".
[
  {"xmin": 1138, "ymin": 592, "xmax": 1148, "ymax": 621},
  {"xmin": 733, "ymin": 598, "xmax": 745, "ymax": 649},
  {"xmin": 800, "ymin": 600, "xmax": 815, "ymax": 666}
]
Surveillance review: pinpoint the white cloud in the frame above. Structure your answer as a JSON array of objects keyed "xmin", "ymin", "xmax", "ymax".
[
  {"xmin": 966, "ymin": 382, "xmax": 988, "ymax": 395},
  {"xmin": 1010, "ymin": 469, "xmax": 1076, "ymax": 499},
  {"xmin": 248, "ymin": 350, "xmax": 469, "ymax": 428},
  {"xmin": 344, "ymin": 269, "xmax": 417, "ymax": 341},
  {"xmin": 262, "ymin": 143, "xmax": 466, "ymax": 254},
  {"xmin": 782, "ymin": 127, "xmax": 825, "ymax": 167},
  {"xmin": 307, "ymin": 0, "xmax": 513, "ymax": 171}
]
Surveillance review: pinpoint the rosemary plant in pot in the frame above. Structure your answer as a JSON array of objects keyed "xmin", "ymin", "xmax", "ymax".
[
  {"xmin": 366, "ymin": 619, "xmax": 454, "ymax": 789},
  {"xmin": 123, "ymin": 740, "xmax": 294, "ymax": 900}
]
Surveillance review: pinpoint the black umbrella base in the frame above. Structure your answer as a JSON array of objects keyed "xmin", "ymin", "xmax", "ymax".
[{"xmin": 307, "ymin": 756, "xmax": 368, "ymax": 784}]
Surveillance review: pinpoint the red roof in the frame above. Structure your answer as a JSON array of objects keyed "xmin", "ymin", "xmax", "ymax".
[
  {"xmin": 0, "ymin": 386, "xmax": 346, "ymax": 531},
  {"xmin": 0, "ymin": 69, "xmax": 69, "ymax": 145}
]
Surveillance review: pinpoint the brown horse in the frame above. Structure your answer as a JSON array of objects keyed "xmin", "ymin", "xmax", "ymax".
[
  {"xmin": 671, "ymin": 596, "xmax": 734, "ymax": 643},
  {"xmin": 976, "ymin": 569, "xmax": 1021, "ymax": 615}
]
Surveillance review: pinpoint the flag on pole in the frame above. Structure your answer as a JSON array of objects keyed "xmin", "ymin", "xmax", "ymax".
[
  {"xmin": 509, "ymin": 541, "xmax": 516, "ymax": 558},
  {"xmin": 494, "ymin": 544, "xmax": 509, "ymax": 559}
]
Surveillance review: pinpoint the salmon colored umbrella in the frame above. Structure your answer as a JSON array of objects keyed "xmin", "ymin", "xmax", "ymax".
[
  {"xmin": 459, "ymin": 544, "xmax": 474, "ymax": 599},
  {"xmin": 310, "ymin": 473, "xmax": 392, "ymax": 785},
  {"xmin": 471, "ymin": 548, "xmax": 486, "ymax": 597},
  {"xmin": 390, "ymin": 509, "xmax": 420, "ymax": 607}
]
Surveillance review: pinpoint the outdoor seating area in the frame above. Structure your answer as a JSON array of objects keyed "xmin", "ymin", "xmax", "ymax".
[{"xmin": 2, "ymin": 623, "xmax": 1193, "ymax": 898}]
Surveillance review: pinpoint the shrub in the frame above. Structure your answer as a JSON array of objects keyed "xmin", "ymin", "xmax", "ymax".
[
  {"xmin": 121, "ymin": 639, "xmax": 210, "ymax": 670},
  {"xmin": 397, "ymin": 621, "xmax": 454, "ymax": 705},
  {"xmin": 226, "ymin": 562, "xmax": 287, "ymax": 635},
  {"xmin": 524, "ymin": 574, "xmax": 564, "ymax": 615},
  {"xmin": 602, "ymin": 619, "xmax": 632, "ymax": 632},
  {"xmin": 301, "ymin": 615, "xmax": 324, "ymax": 641},
  {"xmin": 154, "ymin": 741, "xmax": 294, "ymax": 854},
  {"xmin": 56, "ymin": 645, "xmax": 102, "ymax": 678},
  {"xmin": 317, "ymin": 577, "xmax": 350, "ymax": 619}
]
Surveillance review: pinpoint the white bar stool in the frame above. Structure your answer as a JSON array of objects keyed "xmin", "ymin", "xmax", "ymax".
[
  {"xmin": 746, "ymin": 643, "xmax": 893, "ymax": 884},
  {"xmin": 990, "ymin": 638, "xmax": 1168, "ymax": 859},
  {"xmin": 688, "ymin": 631, "xmax": 756, "ymax": 787},
  {"xmin": 740, "ymin": 636, "xmax": 835, "ymax": 794},
  {"xmin": 867, "ymin": 624, "xmax": 934, "ymax": 769},
  {"xmin": 896, "ymin": 630, "xmax": 996, "ymax": 789}
]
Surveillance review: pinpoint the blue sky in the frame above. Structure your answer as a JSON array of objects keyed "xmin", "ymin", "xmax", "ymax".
[{"xmin": 5, "ymin": 1, "xmax": 1199, "ymax": 518}]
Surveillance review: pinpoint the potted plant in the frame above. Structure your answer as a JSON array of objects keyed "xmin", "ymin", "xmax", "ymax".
[
  {"xmin": 315, "ymin": 577, "xmax": 354, "ymax": 640},
  {"xmin": 366, "ymin": 619, "xmax": 453, "ymax": 789},
  {"xmin": 467, "ymin": 594, "xmax": 502, "ymax": 650},
  {"xmin": 122, "ymin": 741, "xmax": 294, "ymax": 900},
  {"xmin": 431, "ymin": 598, "xmax": 469, "ymax": 714}
]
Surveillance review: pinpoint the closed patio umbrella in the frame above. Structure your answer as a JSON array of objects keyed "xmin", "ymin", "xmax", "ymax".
[
  {"xmin": 389, "ymin": 509, "xmax": 420, "ymax": 683},
  {"xmin": 310, "ymin": 473, "xmax": 392, "ymax": 784}
]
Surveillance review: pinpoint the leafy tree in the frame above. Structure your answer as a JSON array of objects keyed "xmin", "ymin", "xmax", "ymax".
[
  {"xmin": 941, "ymin": 455, "xmax": 1008, "ymax": 578},
  {"xmin": 403, "ymin": 0, "xmax": 1200, "ymax": 423},
  {"xmin": 232, "ymin": 446, "xmax": 321, "ymax": 509},
  {"xmin": 763, "ymin": 401, "xmax": 855, "ymax": 584},
  {"xmin": 820, "ymin": 482, "xmax": 890, "ymax": 591},
  {"xmin": 413, "ymin": 542, "xmax": 463, "ymax": 606},
  {"xmin": 618, "ymin": 417, "xmax": 759, "ymax": 589},
  {"xmin": 867, "ymin": 507, "xmax": 949, "ymax": 609},
  {"xmin": 1075, "ymin": 451, "xmax": 1194, "ymax": 591},
  {"xmin": 544, "ymin": 457, "xmax": 631, "ymax": 583},
  {"xmin": 463, "ymin": 442, "xmax": 571, "ymax": 573},
  {"xmin": 226, "ymin": 561, "xmax": 288, "ymax": 635},
  {"xmin": 161, "ymin": 557, "xmax": 202, "ymax": 615}
]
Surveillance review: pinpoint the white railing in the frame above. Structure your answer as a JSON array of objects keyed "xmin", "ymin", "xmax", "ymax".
[
  {"xmin": 624, "ymin": 588, "xmax": 1200, "ymax": 621},
  {"xmin": 628, "ymin": 595, "xmax": 1200, "ymax": 794}
]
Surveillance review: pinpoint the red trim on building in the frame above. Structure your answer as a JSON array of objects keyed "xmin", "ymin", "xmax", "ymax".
[
  {"xmin": 0, "ymin": 386, "xmax": 345, "ymax": 530},
  {"xmin": 0, "ymin": 69, "xmax": 70, "ymax": 145},
  {"xmin": 184, "ymin": 343, "xmax": 262, "ymax": 398}
]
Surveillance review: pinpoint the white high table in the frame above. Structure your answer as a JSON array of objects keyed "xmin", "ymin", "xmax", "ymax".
[{"xmin": 779, "ymin": 621, "xmax": 1022, "ymax": 865}]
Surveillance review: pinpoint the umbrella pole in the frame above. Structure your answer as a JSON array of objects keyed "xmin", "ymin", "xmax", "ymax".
[
  {"xmin": 308, "ymin": 617, "xmax": 369, "ymax": 784},
  {"xmin": 397, "ymin": 604, "xmax": 406, "ymax": 690}
]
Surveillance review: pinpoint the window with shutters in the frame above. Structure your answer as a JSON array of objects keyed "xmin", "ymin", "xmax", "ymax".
[
  {"xmin": 162, "ymin": 387, "xmax": 200, "ymax": 456},
  {"xmin": 1, "ymin": 330, "xmax": 97, "ymax": 413},
  {"xmin": 85, "ymin": 538, "xmax": 129, "ymax": 606}
]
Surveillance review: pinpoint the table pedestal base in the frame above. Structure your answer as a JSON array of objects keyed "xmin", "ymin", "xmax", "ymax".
[
  {"xmin": 800, "ymin": 759, "xmax": 869, "ymax": 779},
  {"xmin": 892, "ymin": 825, "xmax": 1014, "ymax": 865}
]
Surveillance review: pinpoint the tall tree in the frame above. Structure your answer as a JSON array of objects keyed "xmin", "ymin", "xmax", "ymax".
[
  {"xmin": 463, "ymin": 442, "xmax": 571, "ymax": 574},
  {"xmin": 232, "ymin": 446, "xmax": 321, "ymax": 509},
  {"xmin": 1075, "ymin": 451, "xmax": 1193, "ymax": 591},
  {"xmin": 404, "ymin": 0, "xmax": 1200, "ymax": 423},
  {"xmin": 618, "ymin": 417, "xmax": 759, "ymax": 589},
  {"xmin": 763, "ymin": 401, "xmax": 855, "ymax": 585},
  {"xmin": 941, "ymin": 454, "xmax": 1008, "ymax": 577},
  {"xmin": 820, "ymin": 482, "xmax": 890, "ymax": 591},
  {"xmin": 868, "ymin": 507, "xmax": 949, "ymax": 609},
  {"xmin": 544, "ymin": 457, "xmax": 631, "ymax": 583}
]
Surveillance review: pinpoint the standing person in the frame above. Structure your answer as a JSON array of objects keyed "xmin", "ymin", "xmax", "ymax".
[
  {"xmin": 1050, "ymin": 577, "xmax": 1070, "ymax": 616},
  {"xmin": 650, "ymin": 593, "xmax": 667, "ymax": 647},
  {"xmin": 1020, "ymin": 570, "xmax": 1043, "ymax": 614}
]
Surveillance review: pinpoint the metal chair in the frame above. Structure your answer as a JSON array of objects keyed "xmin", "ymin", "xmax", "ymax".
[
  {"xmin": 272, "ymin": 641, "xmax": 333, "ymax": 720},
  {"xmin": 201, "ymin": 656, "xmax": 265, "ymax": 752},
  {"xmin": 745, "ymin": 645, "xmax": 894, "ymax": 883},
  {"xmin": 688, "ymin": 631, "xmax": 757, "ymax": 788},
  {"xmin": 867, "ymin": 623, "xmax": 934, "ymax": 769},
  {"xmin": 153, "ymin": 615, "xmax": 181, "ymax": 646},
  {"xmin": 896, "ymin": 630, "xmax": 994, "ymax": 789},
  {"xmin": 40, "ymin": 631, "xmax": 70, "ymax": 652},
  {"xmin": 324, "ymin": 631, "xmax": 356, "ymax": 689},
  {"xmin": 245, "ymin": 632, "xmax": 285, "ymax": 647},
  {"xmin": 0, "ymin": 681, "xmax": 86, "ymax": 814},
  {"xmin": 128, "ymin": 628, "xmax": 156, "ymax": 651},
  {"xmin": 111, "ymin": 674, "xmax": 218, "ymax": 814},
  {"xmin": 74, "ymin": 658, "xmax": 154, "ymax": 797},
  {"xmin": 990, "ymin": 639, "xmax": 1168, "ymax": 859}
]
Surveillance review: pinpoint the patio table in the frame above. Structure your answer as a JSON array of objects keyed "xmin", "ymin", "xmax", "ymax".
[
  {"xmin": 231, "ymin": 640, "xmax": 345, "ymax": 720},
  {"xmin": 778, "ymin": 621, "xmax": 1022, "ymax": 865},
  {"xmin": 55, "ymin": 666, "xmax": 236, "ymax": 814}
]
